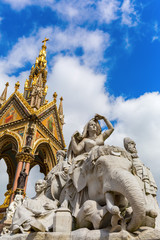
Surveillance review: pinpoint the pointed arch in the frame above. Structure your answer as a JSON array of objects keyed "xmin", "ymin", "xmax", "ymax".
[{"xmin": 0, "ymin": 131, "xmax": 21, "ymax": 191}]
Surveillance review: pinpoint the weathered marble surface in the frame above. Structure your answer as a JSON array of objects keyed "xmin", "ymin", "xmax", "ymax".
[{"xmin": 1, "ymin": 228, "xmax": 160, "ymax": 240}]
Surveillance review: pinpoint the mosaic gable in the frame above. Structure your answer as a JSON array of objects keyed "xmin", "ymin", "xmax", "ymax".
[
  {"xmin": 41, "ymin": 113, "xmax": 58, "ymax": 140},
  {"xmin": 0, "ymin": 104, "xmax": 22, "ymax": 126}
]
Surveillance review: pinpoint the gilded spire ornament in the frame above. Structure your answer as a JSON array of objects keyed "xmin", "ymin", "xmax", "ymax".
[
  {"xmin": 53, "ymin": 92, "xmax": 58, "ymax": 103},
  {"xmin": 23, "ymin": 38, "xmax": 49, "ymax": 109}
]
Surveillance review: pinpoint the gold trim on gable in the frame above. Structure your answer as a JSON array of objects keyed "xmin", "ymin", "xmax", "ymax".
[
  {"xmin": 0, "ymin": 91, "xmax": 34, "ymax": 115},
  {"xmin": 15, "ymin": 91, "xmax": 34, "ymax": 114}
]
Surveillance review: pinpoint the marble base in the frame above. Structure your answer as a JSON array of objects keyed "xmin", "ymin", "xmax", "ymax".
[
  {"xmin": 53, "ymin": 208, "xmax": 72, "ymax": 233},
  {"xmin": 1, "ymin": 227, "xmax": 160, "ymax": 240}
]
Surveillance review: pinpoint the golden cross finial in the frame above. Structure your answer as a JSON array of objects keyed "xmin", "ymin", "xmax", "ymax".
[{"xmin": 42, "ymin": 38, "xmax": 49, "ymax": 46}]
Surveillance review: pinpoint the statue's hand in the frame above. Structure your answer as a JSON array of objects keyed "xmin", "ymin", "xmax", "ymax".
[
  {"xmin": 72, "ymin": 131, "xmax": 79, "ymax": 139},
  {"xmin": 32, "ymin": 210, "xmax": 42, "ymax": 216},
  {"xmin": 95, "ymin": 114, "xmax": 104, "ymax": 120},
  {"xmin": 71, "ymin": 131, "xmax": 82, "ymax": 141},
  {"xmin": 44, "ymin": 201, "xmax": 58, "ymax": 210}
]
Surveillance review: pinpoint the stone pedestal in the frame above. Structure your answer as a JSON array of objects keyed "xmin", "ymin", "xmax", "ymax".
[
  {"xmin": 53, "ymin": 208, "xmax": 72, "ymax": 233},
  {"xmin": 1, "ymin": 228, "xmax": 160, "ymax": 240}
]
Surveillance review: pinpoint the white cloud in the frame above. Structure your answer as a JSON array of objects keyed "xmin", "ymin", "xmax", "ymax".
[
  {"xmin": 108, "ymin": 92, "xmax": 160, "ymax": 187},
  {"xmin": 98, "ymin": 0, "xmax": 120, "ymax": 24},
  {"xmin": 121, "ymin": 0, "xmax": 139, "ymax": 27},
  {"xmin": 47, "ymin": 56, "xmax": 111, "ymax": 144},
  {"xmin": 124, "ymin": 34, "xmax": 131, "ymax": 49},
  {"xmin": 2, "ymin": 0, "xmax": 140, "ymax": 29},
  {"xmin": 0, "ymin": 26, "xmax": 110, "ymax": 76},
  {"xmin": 51, "ymin": 27, "xmax": 110, "ymax": 68},
  {"xmin": 2, "ymin": 0, "xmax": 33, "ymax": 10},
  {"xmin": 152, "ymin": 22, "xmax": 160, "ymax": 42}
]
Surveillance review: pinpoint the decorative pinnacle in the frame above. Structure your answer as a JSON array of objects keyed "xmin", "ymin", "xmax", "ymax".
[
  {"xmin": 44, "ymin": 85, "xmax": 48, "ymax": 94},
  {"xmin": 6, "ymin": 82, "xmax": 9, "ymax": 87},
  {"xmin": 60, "ymin": 97, "xmax": 63, "ymax": 101},
  {"xmin": 15, "ymin": 81, "xmax": 20, "ymax": 92},
  {"xmin": 53, "ymin": 92, "xmax": 58, "ymax": 102}
]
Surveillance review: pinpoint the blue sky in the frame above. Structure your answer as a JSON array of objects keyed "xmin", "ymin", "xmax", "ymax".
[
  {"xmin": 0, "ymin": 0, "xmax": 159, "ymax": 98},
  {"xmin": 0, "ymin": 0, "xmax": 160, "ymax": 201}
]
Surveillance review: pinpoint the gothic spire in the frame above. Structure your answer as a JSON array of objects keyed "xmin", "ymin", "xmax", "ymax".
[
  {"xmin": 23, "ymin": 38, "xmax": 49, "ymax": 109},
  {"xmin": 0, "ymin": 82, "xmax": 9, "ymax": 107},
  {"xmin": 58, "ymin": 97, "xmax": 65, "ymax": 127}
]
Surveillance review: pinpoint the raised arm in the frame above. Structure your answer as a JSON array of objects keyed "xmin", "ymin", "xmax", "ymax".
[
  {"xmin": 71, "ymin": 131, "xmax": 85, "ymax": 155},
  {"xmin": 95, "ymin": 114, "xmax": 114, "ymax": 141}
]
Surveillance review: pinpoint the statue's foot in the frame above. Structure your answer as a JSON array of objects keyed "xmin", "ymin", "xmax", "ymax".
[
  {"xmin": 146, "ymin": 209, "xmax": 157, "ymax": 218},
  {"xmin": 30, "ymin": 220, "xmax": 46, "ymax": 232},
  {"xmin": 22, "ymin": 222, "xmax": 31, "ymax": 231},
  {"xmin": 12, "ymin": 225, "xmax": 24, "ymax": 234},
  {"xmin": 19, "ymin": 226, "xmax": 25, "ymax": 234}
]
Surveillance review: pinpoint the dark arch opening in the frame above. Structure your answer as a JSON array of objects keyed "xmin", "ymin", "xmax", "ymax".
[
  {"xmin": 32, "ymin": 142, "xmax": 56, "ymax": 176},
  {"xmin": 0, "ymin": 159, "xmax": 8, "ymax": 205},
  {"xmin": 0, "ymin": 135, "xmax": 19, "ymax": 192}
]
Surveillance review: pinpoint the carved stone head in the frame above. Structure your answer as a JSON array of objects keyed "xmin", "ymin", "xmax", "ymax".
[
  {"xmin": 82, "ymin": 119, "xmax": 101, "ymax": 138},
  {"xmin": 35, "ymin": 179, "xmax": 47, "ymax": 194},
  {"xmin": 124, "ymin": 137, "xmax": 137, "ymax": 154},
  {"xmin": 56, "ymin": 150, "xmax": 66, "ymax": 162}
]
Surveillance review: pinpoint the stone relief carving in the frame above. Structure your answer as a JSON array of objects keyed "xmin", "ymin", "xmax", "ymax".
[{"xmin": 2, "ymin": 114, "xmax": 160, "ymax": 240}]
